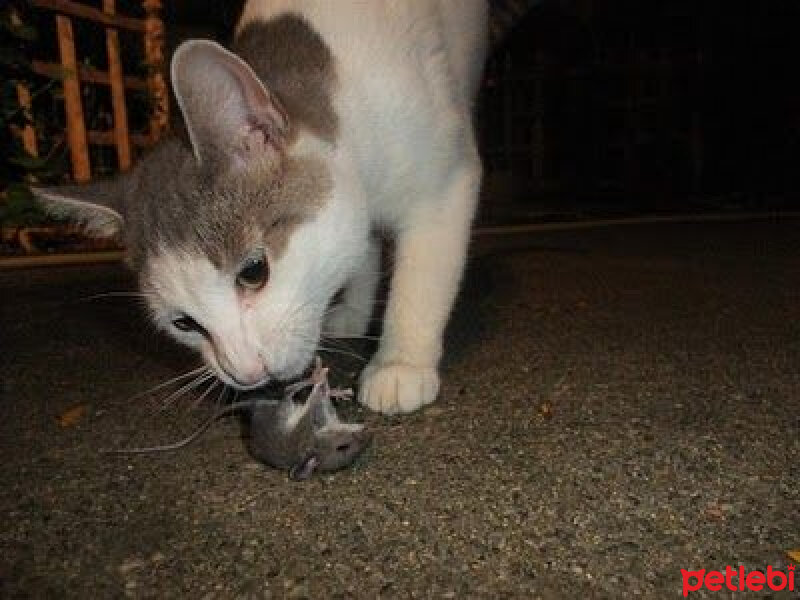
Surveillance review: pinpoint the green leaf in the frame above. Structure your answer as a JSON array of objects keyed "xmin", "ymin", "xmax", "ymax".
[
  {"xmin": 0, "ymin": 184, "xmax": 49, "ymax": 226},
  {"xmin": 41, "ymin": 66, "xmax": 75, "ymax": 81},
  {"xmin": 0, "ymin": 12, "xmax": 38, "ymax": 41},
  {"xmin": 0, "ymin": 47, "xmax": 32, "ymax": 70},
  {"xmin": 4, "ymin": 22, "xmax": 39, "ymax": 42},
  {"xmin": 8, "ymin": 154, "xmax": 51, "ymax": 170}
]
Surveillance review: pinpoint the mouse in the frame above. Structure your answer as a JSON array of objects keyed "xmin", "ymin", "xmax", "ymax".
[
  {"xmin": 247, "ymin": 357, "xmax": 372, "ymax": 480},
  {"xmin": 105, "ymin": 358, "xmax": 371, "ymax": 480}
]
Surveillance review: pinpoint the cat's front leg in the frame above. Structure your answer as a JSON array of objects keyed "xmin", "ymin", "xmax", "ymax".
[{"xmin": 359, "ymin": 162, "xmax": 480, "ymax": 414}]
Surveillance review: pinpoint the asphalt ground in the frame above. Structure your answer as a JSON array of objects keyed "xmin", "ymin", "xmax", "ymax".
[{"xmin": 1, "ymin": 220, "xmax": 798, "ymax": 598}]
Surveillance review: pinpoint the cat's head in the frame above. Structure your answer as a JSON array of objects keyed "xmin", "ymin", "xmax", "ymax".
[{"xmin": 33, "ymin": 40, "xmax": 368, "ymax": 388}]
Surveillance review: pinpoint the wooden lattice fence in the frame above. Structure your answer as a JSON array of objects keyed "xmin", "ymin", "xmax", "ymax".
[
  {"xmin": 12, "ymin": 0, "xmax": 168, "ymax": 182},
  {"xmin": 2, "ymin": 0, "xmax": 168, "ymax": 266}
]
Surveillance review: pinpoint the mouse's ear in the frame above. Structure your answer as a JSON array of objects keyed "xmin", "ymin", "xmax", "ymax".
[{"xmin": 288, "ymin": 453, "xmax": 320, "ymax": 481}]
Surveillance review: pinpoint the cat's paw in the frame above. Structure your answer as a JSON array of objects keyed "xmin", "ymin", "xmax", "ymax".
[
  {"xmin": 359, "ymin": 361, "xmax": 440, "ymax": 415},
  {"xmin": 323, "ymin": 304, "xmax": 370, "ymax": 339}
]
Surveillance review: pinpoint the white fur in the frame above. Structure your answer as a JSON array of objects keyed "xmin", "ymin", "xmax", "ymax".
[
  {"xmin": 237, "ymin": 0, "xmax": 486, "ymax": 413},
  {"xmin": 150, "ymin": 2, "xmax": 486, "ymax": 413},
  {"xmin": 146, "ymin": 250, "xmax": 268, "ymax": 388},
  {"xmin": 322, "ymin": 235, "xmax": 381, "ymax": 339},
  {"xmin": 145, "ymin": 137, "xmax": 369, "ymax": 387}
]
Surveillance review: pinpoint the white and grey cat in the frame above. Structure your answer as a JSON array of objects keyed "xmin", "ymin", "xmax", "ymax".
[{"xmin": 34, "ymin": 1, "xmax": 488, "ymax": 414}]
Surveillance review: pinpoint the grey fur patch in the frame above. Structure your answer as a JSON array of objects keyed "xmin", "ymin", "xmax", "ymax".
[
  {"xmin": 232, "ymin": 14, "xmax": 339, "ymax": 144},
  {"xmin": 129, "ymin": 15, "xmax": 338, "ymax": 270},
  {"xmin": 121, "ymin": 137, "xmax": 330, "ymax": 271},
  {"xmin": 32, "ymin": 14, "xmax": 338, "ymax": 279}
]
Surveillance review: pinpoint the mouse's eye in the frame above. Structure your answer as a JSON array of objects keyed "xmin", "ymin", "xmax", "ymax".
[
  {"xmin": 336, "ymin": 443, "xmax": 351, "ymax": 453},
  {"xmin": 236, "ymin": 252, "xmax": 269, "ymax": 291},
  {"xmin": 172, "ymin": 314, "xmax": 204, "ymax": 334}
]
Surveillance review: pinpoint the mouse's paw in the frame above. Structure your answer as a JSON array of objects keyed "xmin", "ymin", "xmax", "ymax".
[{"xmin": 358, "ymin": 361, "xmax": 439, "ymax": 415}]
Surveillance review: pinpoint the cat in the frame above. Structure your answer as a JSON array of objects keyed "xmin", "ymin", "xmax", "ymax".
[{"xmin": 33, "ymin": 1, "xmax": 488, "ymax": 415}]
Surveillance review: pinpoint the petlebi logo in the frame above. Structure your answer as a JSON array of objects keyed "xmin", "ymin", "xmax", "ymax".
[{"xmin": 681, "ymin": 564, "xmax": 795, "ymax": 596}]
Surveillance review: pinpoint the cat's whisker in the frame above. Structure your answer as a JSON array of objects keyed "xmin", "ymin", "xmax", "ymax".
[
  {"xmin": 156, "ymin": 370, "xmax": 217, "ymax": 414},
  {"xmin": 297, "ymin": 349, "xmax": 357, "ymax": 380},
  {"xmin": 184, "ymin": 377, "xmax": 222, "ymax": 413},
  {"xmin": 320, "ymin": 303, "xmax": 380, "ymax": 321},
  {"xmin": 131, "ymin": 365, "xmax": 210, "ymax": 401},
  {"xmin": 77, "ymin": 291, "xmax": 150, "ymax": 302},
  {"xmin": 279, "ymin": 311, "xmax": 373, "ymax": 368},
  {"xmin": 320, "ymin": 331, "xmax": 381, "ymax": 341},
  {"xmin": 316, "ymin": 344, "xmax": 368, "ymax": 364},
  {"xmin": 319, "ymin": 327, "xmax": 374, "ymax": 350},
  {"xmin": 213, "ymin": 383, "xmax": 230, "ymax": 411}
]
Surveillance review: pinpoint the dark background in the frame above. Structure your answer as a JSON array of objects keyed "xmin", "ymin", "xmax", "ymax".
[
  {"xmin": 478, "ymin": 0, "xmax": 800, "ymax": 216},
  {"xmin": 165, "ymin": 0, "xmax": 800, "ymax": 217},
  {"xmin": 6, "ymin": 0, "xmax": 800, "ymax": 220}
]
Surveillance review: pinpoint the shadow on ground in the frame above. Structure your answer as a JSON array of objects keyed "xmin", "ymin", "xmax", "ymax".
[{"xmin": 1, "ymin": 221, "xmax": 798, "ymax": 598}]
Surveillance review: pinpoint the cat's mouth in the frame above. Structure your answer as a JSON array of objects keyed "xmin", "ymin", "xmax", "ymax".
[
  {"xmin": 212, "ymin": 356, "xmax": 271, "ymax": 390},
  {"xmin": 231, "ymin": 378, "xmax": 271, "ymax": 391},
  {"xmin": 218, "ymin": 370, "xmax": 270, "ymax": 391},
  {"xmin": 217, "ymin": 356, "xmax": 317, "ymax": 392}
]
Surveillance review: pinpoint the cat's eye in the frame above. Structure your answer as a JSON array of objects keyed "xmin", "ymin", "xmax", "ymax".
[
  {"xmin": 172, "ymin": 314, "xmax": 203, "ymax": 334},
  {"xmin": 236, "ymin": 253, "xmax": 269, "ymax": 290}
]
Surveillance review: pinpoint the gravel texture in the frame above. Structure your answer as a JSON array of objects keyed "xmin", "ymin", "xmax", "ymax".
[{"xmin": 1, "ymin": 221, "xmax": 798, "ymax": 598}]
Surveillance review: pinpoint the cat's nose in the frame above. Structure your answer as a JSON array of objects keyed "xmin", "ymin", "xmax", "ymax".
[
  {"xmin": 211, "ymin": 339, "xmax": 268, "ymax": 388},
  {"xmin": 218, "ymin": 359, "xmax": 268, "ymax": 388},
  {"xmin": 229, "ymin": 364, "xmax": 269, "ymax": 388}
]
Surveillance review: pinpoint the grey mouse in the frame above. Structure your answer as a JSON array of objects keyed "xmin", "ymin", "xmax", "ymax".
[
  {"xmin": 105, "ymin": 358, "xmax": 371, "ymax": 480},
  {"xmin": 247, "ymin": 358, "xmax": 372, "ymax": 480}
]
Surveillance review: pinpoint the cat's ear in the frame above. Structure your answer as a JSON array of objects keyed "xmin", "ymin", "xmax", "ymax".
[
  {"xmin": 30, "ymin": 178, "xmax": 125, "ymax": 238},
  {"xmin": 171, "ymin": 39, "xmax": 290, "ymax": 173}
]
